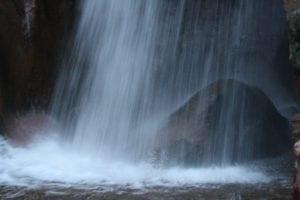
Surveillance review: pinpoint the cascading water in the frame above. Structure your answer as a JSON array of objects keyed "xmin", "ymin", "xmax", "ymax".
[
  {"xmin": 0, "ymin": 0, "xmax": 296, "ymax": 196},
  {"xmin": 52, "ymin": 0, "xmax": 163, "ymax": 161},
  {"xmin": 52, "ymin": 0, "xmax": 294, "ymax": 165}
]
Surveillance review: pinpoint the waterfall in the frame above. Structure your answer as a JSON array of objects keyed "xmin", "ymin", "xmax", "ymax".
[
  {"xmin": 0, "ymin": 0, "xmax": 296, "ymax": 193},
  {"xmin": 52, "ymin": 0, "xmax": 165, "ymax": 161},
  {"xmin": 51, "ymin": 0, "xmax": 294, "ymax": 165}
]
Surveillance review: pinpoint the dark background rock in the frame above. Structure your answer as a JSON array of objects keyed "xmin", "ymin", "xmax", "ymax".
[
  {"xmin": 288, "ymin": 9, "xmax": 300, "ymax": 70},
  {"xmin": 0, "ymin": 0, "xmax": 76, "ymax": 114},
  {"xmin": 0, "ymin": 0, "xmax": 76, "ymax": 135},
  {"xmin": 156, "ymin": 80, "xmax": 292, "ymax": 166}
]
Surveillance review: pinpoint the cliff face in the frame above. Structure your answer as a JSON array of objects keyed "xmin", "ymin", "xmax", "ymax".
[{"xmin": 0, "ymin": 0, "xmax": 75, "ymax": 117}]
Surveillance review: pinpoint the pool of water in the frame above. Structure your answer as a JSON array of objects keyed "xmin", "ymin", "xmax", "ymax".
[
  {"xmin": 0, "ymin": 182, "xmax": 292, "ymax": 200},
  {"xmin": 0, "ymin": 136, "xmax": 294, "ymax": 199}
]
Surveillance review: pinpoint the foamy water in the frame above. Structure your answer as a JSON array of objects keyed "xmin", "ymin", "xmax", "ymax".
[{"xmin": 0, "ymin": 136, "xmax": 274, "ymax": 190}]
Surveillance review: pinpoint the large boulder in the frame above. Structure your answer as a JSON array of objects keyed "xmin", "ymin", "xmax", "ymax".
[{"xmin": 154, "ymin": 80, "xmax": 292, "ymax": 166}]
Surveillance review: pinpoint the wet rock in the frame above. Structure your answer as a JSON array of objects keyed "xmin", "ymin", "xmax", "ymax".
[
  {"xmin": 155, "ymin": 79, "xmax": 292, "ymax": 166},
  {"xmin": 4, "ymin": 113, "xmax": 58, "ymax": 146}
]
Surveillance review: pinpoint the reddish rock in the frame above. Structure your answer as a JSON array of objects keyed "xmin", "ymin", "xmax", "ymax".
[{"xmin": 4, "ymin": 113, "xmax": 58, "ymax": 146}]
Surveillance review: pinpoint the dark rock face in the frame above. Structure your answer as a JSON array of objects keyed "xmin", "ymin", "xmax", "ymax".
[
  {"xmin": 155, "ymin": 80, "xmax": 292, "ymax": 166},
  {"xmin": 0, "ymin": 0, "xmax": 75, "ymax": 115},
  {"xmin": 288, "ymin": 9, "xmax": 300, "ymax": 70}
]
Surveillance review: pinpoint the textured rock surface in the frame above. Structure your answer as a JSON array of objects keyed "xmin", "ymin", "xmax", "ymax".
[{"xmin": 156, "ymin": 80, "xmax": 292, "ymax": 166}]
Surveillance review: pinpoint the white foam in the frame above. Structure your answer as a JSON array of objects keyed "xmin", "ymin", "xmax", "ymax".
[{"xmin": 0, "ymin": 136, "xmax": 272, "ymax": 189}]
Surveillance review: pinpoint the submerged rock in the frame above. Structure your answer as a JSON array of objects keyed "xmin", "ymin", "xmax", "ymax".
[{"xmin": 155, "ymin": 79, "xmax": 292, "ymax": 166}]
